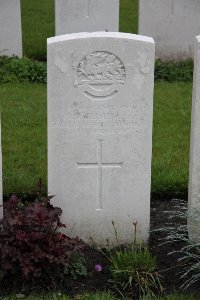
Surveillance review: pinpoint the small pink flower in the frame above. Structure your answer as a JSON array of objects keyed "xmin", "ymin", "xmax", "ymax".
[{"xmin": 95, "ymin": 264, "xmax": 102, "ymax": 272}]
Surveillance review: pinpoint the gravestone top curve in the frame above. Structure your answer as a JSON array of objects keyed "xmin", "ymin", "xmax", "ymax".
[{"xmin": 48, "ymin": 32, "xmax": 154, "ymax": 44}]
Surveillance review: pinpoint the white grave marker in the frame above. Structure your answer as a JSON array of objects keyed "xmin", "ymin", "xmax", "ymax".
[
  {"xmin": 55, "ymin": 0, "xmax": 119, "ymax": 35},
  {"xmin": 189, "ymin": 35, "xmax": 200, "ymax": 227},
  {"xmin": 0, "ymin": 0, "xmax": 22, "ymax": 57},
  {"xmin": 48, "ymin": 32, "xmax": 155, "ymax": 245},
  {"xmin": 139, "ymin": 0, "xmax": 200, "ymax": 61}
]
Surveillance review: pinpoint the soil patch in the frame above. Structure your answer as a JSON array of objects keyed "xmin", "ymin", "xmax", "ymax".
[
  {"xmin": 65, "ymin": 198, "xmax": 189, "ymax": 296},
  {"xmin": 149, "ymin": 198, "xmax": 187, "ymax": 294}
]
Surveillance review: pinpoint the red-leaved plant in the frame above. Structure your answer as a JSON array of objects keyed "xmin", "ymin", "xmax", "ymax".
[{"xmin": 0, "ymin": 181, "xmax": 85, "ymax": 291}]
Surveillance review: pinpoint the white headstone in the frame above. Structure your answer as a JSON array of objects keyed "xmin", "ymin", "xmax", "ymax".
[
  {"xmin": 48, "ymin": 32, "xmax": 155, "ymax": 245},
  {"xmin": 189, "ymin": 35, "xmax": 200, "ymax": 221},
  {"xmin": 0, "ymin": 0, "xmax": 22, "ymax": 58},
  {"xmin": 55, "ymin": 0, "xmax": 119, "ymax": 35},
  {"xmin": 139, "ymin": 0, "xmax": 200, "ymax": 61},
  {"xmin": 0, "ymin": 115, "xmax": 2, "ymax": 220}
]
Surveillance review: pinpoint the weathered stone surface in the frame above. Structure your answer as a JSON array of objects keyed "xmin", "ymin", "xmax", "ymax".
[
  {"xmin": 0, "ymin": 0, "xmax": 22, "ymax": 57},
  {"xmin": 139, "ymin": 0, "xmax": 200, "ymax": 61},
  {"xmin": 189, "ymin": 36, "xmax": 200, "ymax": 233},
  {"xmin": 55, "ymin": 0, "xmax": 119, "ymax": 35},
  {"xmin": 48, "ymin": 32, "xmax": 155, "ymax": 245}
]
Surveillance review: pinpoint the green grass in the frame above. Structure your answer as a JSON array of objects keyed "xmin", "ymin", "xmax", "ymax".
[
  {"xmin": 147, "ymin": 296, "xmax": 200, "ymax": 300},
  {"xmin": 0, "ymin": 296, "xmax": 56, "ymax": 300},
  {"xmin": 0, "ymin": 84, "xmax": 47, "ymax": 195},
  {"xmin": 108, "ymin": 242, "xmax": 162, "ymax": 298},
  {"xmin": 0, "ymin": 294, "xmax": 117, "ymax": 300},
  {"xmin": 78, "ymin": 293, "xmax": 118, "ymax": 300},
  {"xmin": 0, "ymin": 295, "xmax": 70, "ymax": 300},
  {"xmin": 21, "ymin": 0, "xmax": 54, "ymax": 60},
  {"xmin": 141, "ymin": 295, "xmax": 200, "ymax": 300},
  {"xmin": 1, "ymin": 294, "xmax": 200, "ymax": 300},
  {"xmin": 119, "ymin": 0, "xmax": 138, "ymax": 34},
  {"xmin": 152, "ymin": 82, "xmax": 192, "ymax": 196},
  {"xmin": 20, "ymin": 0, "xmax": 138, "ymax": 60},
  {"xmin": 0, "ymin": 82, "xmax": 192, "ymax": 196}
]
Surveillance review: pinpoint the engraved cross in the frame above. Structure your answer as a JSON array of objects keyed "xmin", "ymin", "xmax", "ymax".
[
  {"xmin": 170, "ymin": 0, "xmax": 175, "ymax": 17},
  {"xmin": 86, "ymin": 0, "xmax": 90, "ymax": 18},
  {"xmin": 77, "ymin": 140, "xmax": 123, "ymax": 210}
]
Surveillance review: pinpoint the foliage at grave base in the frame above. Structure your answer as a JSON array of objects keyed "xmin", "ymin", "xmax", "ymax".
[
  {"xmin": 0, "ymin": 182, "xmax": 85, "ymax": 291},
  {"xmin": 140, "ymin": 294, "xmax": 200, "ymax": 300},
  {"xmin": 64, "ymin": 253, "xmax": 88, "ymax": 280},
  {"xmin": 109, "ymin": 244, "xmax": 162, "ymax": 298},
  {"xmin": 96, "ymin": 222, "xmax": 163, "ymax": 299},
  {"xmin": 0, "ymin": 56, "xmax": 46, "ymax": 84},
  {"xmin": 76, "ymin": 292, "xmax": 119, "ymax": 300},
  {"xmin": 155, "ymin": 201, "xmax": 200, "ymax": 293},
  {"xmin": 0, "ymin": 293, "xmax": 200, "ymax": 300}
]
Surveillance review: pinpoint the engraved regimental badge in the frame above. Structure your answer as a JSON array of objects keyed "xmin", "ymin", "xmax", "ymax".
[{"xmin": 74, "ymin": 51, "xmax": 126, "ymax": 100}]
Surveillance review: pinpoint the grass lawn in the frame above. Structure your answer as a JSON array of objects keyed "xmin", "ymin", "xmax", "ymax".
[
  {"xmin": 20, "ymin": 0, "xmax": 138, "ymax": 60},
  {"xmin": 1, "ymin": 294, "xmax": 200, "ymax": 300},
  {"xmin": 21, "ymin": 0, "xmax": 54, "ymax": 60},
  {"xmin": 152, "ymin": 82, "xmax": 192, "ymax": 196},
  {"xmin": 0, "ymin": 82, "xmax": 192, "ymax": 196},
  {"xmin": 0, "ymin": 296, "xmax": 57, "ymax": 300},
  {"xmin": 0, "ymin": 84, "xmax": 47, "ymax": 195}
]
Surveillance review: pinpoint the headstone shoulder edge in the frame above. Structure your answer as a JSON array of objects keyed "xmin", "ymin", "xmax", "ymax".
[{"xmin": 47, "ymin": 32, "xmax": 155, "ymax": 46}]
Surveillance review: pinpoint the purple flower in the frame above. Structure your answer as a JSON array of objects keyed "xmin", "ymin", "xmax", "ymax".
[{"xmin": 95, "ymin": 264, "xmax": 102, "ymax": 272}]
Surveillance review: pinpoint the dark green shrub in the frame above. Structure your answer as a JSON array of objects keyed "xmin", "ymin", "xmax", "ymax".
[
  {"xmin": 0, "ymin": 56, "xmax": 46, "ymax": 83},
  {"xmin": 155, "ymin": 59, "xmax": 193, "ymax": 82},
  {"xmin": 65, "ymin": 253, "xmax": 88, "ymax": 280}
]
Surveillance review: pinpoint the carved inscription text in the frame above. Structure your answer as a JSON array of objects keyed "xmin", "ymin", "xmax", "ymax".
[{"xmin": 51, "ymin": 102, "xmax": 146, "ymax": 135}]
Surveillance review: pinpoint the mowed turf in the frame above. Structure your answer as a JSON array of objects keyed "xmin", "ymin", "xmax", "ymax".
[
  {"xmin": 21, "ymin": 0, "xmax": 54, "ymax": 60},
  {"xmin": 1, "ymin": 294, "xmax": 200, "ymax": 300},
  {"xmin": 152, "ymin": 82, "xmax": 192, "ymax": 196},
  {"xmin": 20, "ymin": 0, "xmax": 138, "ymax": 60},
  {"xmin": 0, "ymin": 84, "xmax": 47, "ymax": 195},
  {"xmin": 0, "ymin": 82, "xmax": 192, "ymax": 196}
]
